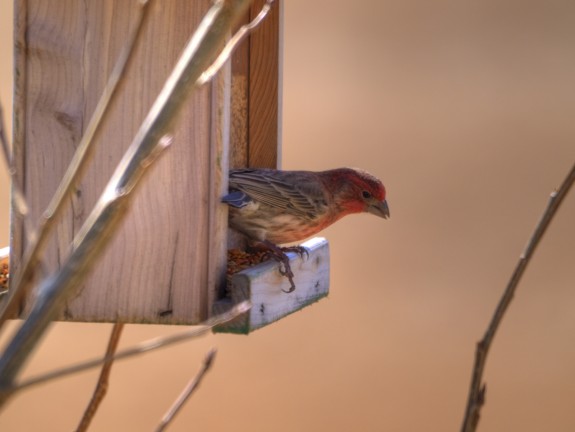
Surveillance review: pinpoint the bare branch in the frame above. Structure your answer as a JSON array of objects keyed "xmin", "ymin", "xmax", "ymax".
[
  {"xmin": 0, "ymin": 133, "xmax": 172, "ymax": 401},
  {"xmin": 155, "ymin": 348, "xmax": 217, "ymax": 432},
  {"xmin": 198, "ymin": 0, "xmax": 275, "ymax": 85},
  {"xmin": 0, "ymin": 0, "xmax": 254, "ymax": 406},
  {"xmin": 0, "ymin": 0, "xmax": 152, "ymax": 328},
  {"xmin": 0, "ymin": 102, "xmax": 28, "ymax": 220},
  {"xmin": 460, "ymin": 161, "xmax": 575, "ymax": 432},
  {"xmin": 11, "ymin": 301, "xmax": 250, "ymax": 393},
  {"xmin": 0, "ymin": 103, "xmax": 11, "ymax": 172},
  {"xmin": 75, "ymin": 323, "xmax": 125, "ymax": 432}
]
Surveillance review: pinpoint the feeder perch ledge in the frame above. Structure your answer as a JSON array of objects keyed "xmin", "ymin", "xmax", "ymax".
[{"xmin": 214, "ymin": 237, "xmax": 330, "ymax": 334}]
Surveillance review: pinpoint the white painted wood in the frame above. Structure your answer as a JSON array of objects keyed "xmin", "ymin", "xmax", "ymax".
[{"xmin": 214, "ymin": 237, "xmax": 330, "ymax": 334}]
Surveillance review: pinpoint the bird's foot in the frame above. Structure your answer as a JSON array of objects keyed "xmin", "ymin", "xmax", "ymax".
[
  {"xmin": 253, "ymin": 241, "xmax": 309, "ymax": 293},
  {"xmin": 277, "ymin": 261, "xmax": 296, "ymax": 294},
  {"xmin": 279, "ymin": 245, "xmax": 309, "ymax": 261}
]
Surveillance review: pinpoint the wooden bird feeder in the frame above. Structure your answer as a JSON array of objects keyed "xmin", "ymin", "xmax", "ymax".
[{"xmin": 10, "ymin": 0, "xmax": 329, "ymax": 333}]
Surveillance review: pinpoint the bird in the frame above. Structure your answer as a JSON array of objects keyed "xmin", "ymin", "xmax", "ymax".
[{"xmin": 222, "ymin": 167, "xmax": 390, "ymax": 292}]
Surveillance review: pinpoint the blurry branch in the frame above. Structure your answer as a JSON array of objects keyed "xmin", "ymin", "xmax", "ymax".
[
  {"xmin": 0, "ymin": 0, "xmax": 254, "ymax": 409},
  {"xmin": 75, "ymin": 323, "xmax": 125, "ymax": 432},
  {"xmin": 198, "ymin": 0, "xmax": 274, "ymax": 85},
  {"xmin": 0, "ymin": 0, "xmax": 275, "ymax": 317},
  {"xmin": 0, "ymin": 103, "xmax": 28, "ymax": 224},
  {"xmin": 0, "ymin": 0, "xmax": 153, "ymax": 330},
  {"xmin": 460, "ymin": 161, "xmax": 575, "ymax": 432},
  {"xmin": 10, "ymin": 301, "xmax": 250, "ymax": 393},
  {"xmin": 0, "ymin": 104, "xmax": 12, "ymax": 177},
  {"xmin": 0, "ymin": 132, "xmax": 171, "ymax": 407},
  {"xmin": 155, "ymin": 348, "xmax": 217, "ymax": 432}
]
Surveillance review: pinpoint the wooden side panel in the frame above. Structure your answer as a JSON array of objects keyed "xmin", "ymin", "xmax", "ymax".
[
  {"xmin": 248, "ymin": 0, "xmax": 282, "ymax": 168},
  {"xmin": 12, "ymin": 0, "xmax": 221, "ymax": 324},
  {"xmin": 227, "ymin": 0, "xmax": 282, "ymax": 253},
  {"xmin": 230, "ymin": 0, "xmax": 281, "ymax": 170},
  {"xmin": 230, "ymin": 8, "xmax": 250, "ymax": 170},
  {"xmin": 208, "ymin": 59, "xmax": 232, "ymax": 314}
]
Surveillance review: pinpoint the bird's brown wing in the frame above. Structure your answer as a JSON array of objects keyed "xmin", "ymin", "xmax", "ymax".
[{"xmin": 228, "ymin": 169, "xmax": 327, "ymax": 219}]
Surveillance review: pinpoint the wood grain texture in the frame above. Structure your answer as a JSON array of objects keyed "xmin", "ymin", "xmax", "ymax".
[
  {"xmin": 11, "ymin": 0, "xmax": 28, "ymax": 281},
  {"xmin": 12, "ymin": 0, "xmax": 283, "ymax": 325},
  {"xmin": 230, "ymin": 10, "xmax": 250, "ymax": 170},
  {"xmin": 214, "ymin": 237, "xmax": 330, "ymax": 334},
  {"xmin": 227, "ymin": 1, "xmax": 282, "ymax": 252},
  {"xmin": 230, "ymin": 0, "xmax": 281, "ymax": 170},
  {"xmin": 208, "ymin": 58, "xmax": 232, "ymax": 313},
  {"xmin": 12, "ymin": 0, "xmax": 222, "ymax": 324},
  {"xmin": 248, "ymin": 0, "xmax": 281, "ymax": 168}
]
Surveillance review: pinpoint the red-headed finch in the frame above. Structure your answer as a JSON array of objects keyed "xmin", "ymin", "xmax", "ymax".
[{"xmin": 223, "ymin": 168, "xmax": 389, "ymax": 292}]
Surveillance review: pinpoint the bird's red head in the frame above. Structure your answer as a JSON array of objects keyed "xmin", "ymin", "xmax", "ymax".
[{"xmin": 320, "ymin": 168, "xmax": 390, "ymax": 220}]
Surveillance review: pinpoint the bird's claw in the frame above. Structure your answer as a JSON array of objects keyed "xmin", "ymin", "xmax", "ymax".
[
  {"xmin": 257, "ymin": 241, "xmax": 303, "ymax": 293},
  {"xmin": 274, "ymin": 253, "xmax": 296, "ymax": 293},
  {"xmin": 281, "ymin": 280, "xmax": 296, "ymax": 293},
  {"xmin": 278, "ymin": 259, "xmax": 296, "ymax": 293},
  {"xmin": 281, "ymin": 245, "xmax": 309, "ymax": 261}
]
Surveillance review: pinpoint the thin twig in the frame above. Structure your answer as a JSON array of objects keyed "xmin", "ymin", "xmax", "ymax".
[
  {"xmin": 0, "ymin": 0, "xmax": 152, "ymax": 329},
  {"xmin": 198, "ymin": 0, "xmax": 275, "ymax": 85},
  {"xmin": 0, "ymin": 102, "xmax": 28, "ymax": 220},
  {"xmin": 10, "ymin": 301, "xmax": 250, "ymax": 393},
  {"xmin": 0, "ymin": 132, "xmax": 172, "ymax": 403},
  {"xmin": 0, "ymin": 103, "xmax": 12, "ymax": 173},
  {"xmin": 155, "ymin": 348, "xmax": 217, "ymax": 432},
  {"xmin": 0, "ymin": 0, "xmax": 254, "ymax": 407},
  {"xmin": 75, "ymin": 323, "xmax": 125, "ymax": 432},
  {"xmin": 460, "ymin": 162, "xmax": 575, "ymax": 432}
]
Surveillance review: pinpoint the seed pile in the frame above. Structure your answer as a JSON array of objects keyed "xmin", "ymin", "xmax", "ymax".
[
  {"xmin": 0, "ymin": 260, "xmax": 8, "ymax": 291},
  {"xmin": 226, "ymin": 249, "xmax": 267, "ymax": 285}
]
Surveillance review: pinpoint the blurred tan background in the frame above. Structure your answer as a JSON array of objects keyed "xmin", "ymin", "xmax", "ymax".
[{"xmin": 1, "ymin": 1, "xmax": 575, "ymax": 431}]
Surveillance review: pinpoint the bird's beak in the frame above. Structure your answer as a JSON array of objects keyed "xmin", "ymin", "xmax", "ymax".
[{"xmin": 368, "ymin": 199, "xmax": 390, "ymax": 219}]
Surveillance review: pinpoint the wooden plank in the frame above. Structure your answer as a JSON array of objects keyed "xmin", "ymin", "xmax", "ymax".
[
  {"xmin": 230, "ymin": 0, "xmax": 281, "ymax": 170},
  {"xmin": 12, "ymin": 0, "xmax": 220, "ymax": 324},
  {"xmin": 11, "ymin": 0, "xmax": 27, "ymax": 283},
  {"xmin": 230, "ymin": 9, "xmax": 250, "ymax": 170},
  {"xmin": 248, "ymin": 0, "xmax": 281, "ymax": 168},
  {"xmin": 214, "ymin": 237, "xmax": 330, "ymax": 334},
  {"xmin": 208, "ymin": 57, "xmax": 232, "ymax": 312},
  {"xmin": 227, "ymin": 0, "xmax": 282, "ymax": 253},
  {"xmin": 11, "ymin": 0, "xmax": 297, "ymax": 328}
]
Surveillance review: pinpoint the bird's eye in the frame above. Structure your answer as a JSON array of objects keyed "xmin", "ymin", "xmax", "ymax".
[{"xmin": 362, "ymin": 190, "xmax": 372, "ymax": 199}]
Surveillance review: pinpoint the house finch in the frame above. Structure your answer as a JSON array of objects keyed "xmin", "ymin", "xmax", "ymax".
[{"xmin": 223, "ymin": 167, "xmax": 389, "ymax": 292}]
